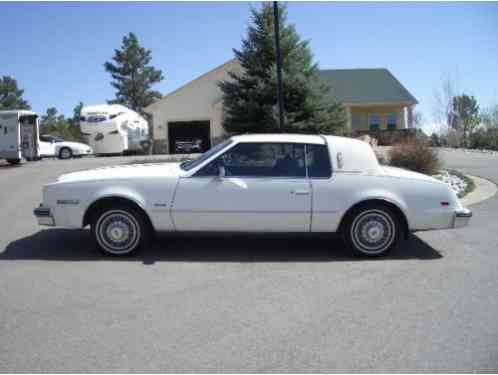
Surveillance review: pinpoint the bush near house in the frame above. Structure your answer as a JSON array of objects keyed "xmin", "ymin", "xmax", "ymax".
[{"xmin": 389, "ymin": 140, "xmax": 440, "ymax": 175}]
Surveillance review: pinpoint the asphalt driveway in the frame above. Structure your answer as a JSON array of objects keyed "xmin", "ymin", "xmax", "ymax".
[{"xmin": 0, "ymin": 151, "xmax": 497, "ymax": 372}]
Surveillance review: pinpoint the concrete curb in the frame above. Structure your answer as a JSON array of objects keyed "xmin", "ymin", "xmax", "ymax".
[{"xmin": 460, "ymin": 175, "xmax": 497, "ymax": 207}]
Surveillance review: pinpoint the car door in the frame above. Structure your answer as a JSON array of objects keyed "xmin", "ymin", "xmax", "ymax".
[
  {"xmin": 39, "ymin": 135, "xmax": 55, "ymax": 156},
  {"xmin": 0, "ymin": 113, "xmax": 20, "ymax": 159},
  {"xmin": 172, "ymin": 142, "xmax": 312, "ymax": 232}
]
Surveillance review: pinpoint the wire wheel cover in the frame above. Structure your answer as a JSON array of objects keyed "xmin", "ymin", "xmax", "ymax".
[
  {"xmin": 96, "ymin": 210, "xmax": 140, "ymax": 254},
  {"xmin": 351, "ymin": 209, "xmax": 396, "ymax": 254}
]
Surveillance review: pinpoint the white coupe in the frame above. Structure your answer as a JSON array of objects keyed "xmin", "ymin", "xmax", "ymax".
[
  {"xmin": 34, "ymin": 134, "xmax": 471, "ymax": 257},
  {"xmin": 39, "ymin": 135, "xmax": 93, "ymax": 159}
]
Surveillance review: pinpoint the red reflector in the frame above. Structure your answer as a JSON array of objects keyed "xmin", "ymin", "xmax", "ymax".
[{"xmin": 441, "ymin": 201, "xmax": 449, "ymax": 206}]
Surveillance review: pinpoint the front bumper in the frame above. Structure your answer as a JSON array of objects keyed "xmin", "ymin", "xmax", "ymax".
[
  {"xmin": 453, "ymin": 207, "xmax": 472, "ymax": 228},
  {"xmin": 34, "ymin": 205, "xmax": 55, "ymax": 226}
]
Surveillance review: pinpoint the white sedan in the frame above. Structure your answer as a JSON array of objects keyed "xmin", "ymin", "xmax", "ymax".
[
  {"xmin": 34, "ymin": 134, "xmax": 471, "ymax": 257},
  {"xmin": 39, "ymin": 135, "xmax": 93, "ymax": 159}
]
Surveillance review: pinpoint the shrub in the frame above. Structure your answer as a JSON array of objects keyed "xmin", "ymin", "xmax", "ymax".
[
  {"xmin": 429, "ymin": 133, "xmax": 441, "ymax": 147},
  {"xmin": 469, "ymin": 129, "xmax": 498, "ymax": 150},
  {"xmin": 389, "ymin": 141, "xmax": 440, "ymax": 175}
]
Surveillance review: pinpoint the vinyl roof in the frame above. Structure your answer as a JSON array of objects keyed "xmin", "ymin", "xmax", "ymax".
[
  {"xmin": 318, "ymin": 68, "xmax": 418, "ymax": 105},
  {"xmin": 232, "ymin": 133, "xmax": 326, "ymax": 145}
]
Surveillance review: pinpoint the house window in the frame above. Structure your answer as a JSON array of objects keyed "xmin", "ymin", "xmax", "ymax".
[
  {"xmin": 386, "ymin": 113, "xmax": 397, "ymax": 130},
  {"xmin": 368, "ymin": 114, "xmax": 380, "ymax": 131}
]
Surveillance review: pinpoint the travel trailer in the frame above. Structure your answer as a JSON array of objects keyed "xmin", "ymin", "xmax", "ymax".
[
  {"xmin": 0, "ymin": 110, "xmax": 40, "ymax": 165},
  {"xmin": 80, "ymin": 104, "xmax": 150, "ymax": 155}
]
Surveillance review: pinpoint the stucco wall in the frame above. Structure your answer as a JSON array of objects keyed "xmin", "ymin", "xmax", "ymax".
[{"xmin": 147, "ymin": 59, "xmax": 241, "ymax": 153}]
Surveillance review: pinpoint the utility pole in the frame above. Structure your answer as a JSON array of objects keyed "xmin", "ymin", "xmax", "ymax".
[{"xmin": 273, "ymin": 1, "xmax": 285, "ymax": 131}]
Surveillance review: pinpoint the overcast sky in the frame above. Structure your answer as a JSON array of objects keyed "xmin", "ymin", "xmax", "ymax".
[{"xmin": 1, "ymin": 1, "xmax": 497, "ymax": 131}]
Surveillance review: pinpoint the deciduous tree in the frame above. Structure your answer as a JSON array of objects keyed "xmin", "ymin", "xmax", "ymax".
[{"xmin": 451, "ymin": 94, "xmax": 480, "ymax": 147}]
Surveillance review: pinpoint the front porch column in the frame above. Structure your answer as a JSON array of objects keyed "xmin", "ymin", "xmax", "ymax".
[
  {"xmin": 345, "ymin": 106, "xmax": 352, "ymax": 134},
  {"xmin": 407, "ymin": 105, "xmax": 415, "ymax": 129},
  {"xmin": 400, "ymin": 107, "xmax": 406, "ymax": 129}
]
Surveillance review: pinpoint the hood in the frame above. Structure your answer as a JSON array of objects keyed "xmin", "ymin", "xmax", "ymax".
[
  {"xmin": 57, "ymin": 162, "xmax": 182, "ymax": 183},
  {"xmin": 381, "ymin": 166, "xmax": 442, "ymax": 184}
]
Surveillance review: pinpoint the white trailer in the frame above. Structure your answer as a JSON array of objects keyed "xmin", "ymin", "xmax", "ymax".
[
  {"xmin": 0, "ymin": 110, "xmax": 40, "ymax": 165},
  {"xmin": 80, "ymin": 104, "xmax": 150, "ymax": 155}
]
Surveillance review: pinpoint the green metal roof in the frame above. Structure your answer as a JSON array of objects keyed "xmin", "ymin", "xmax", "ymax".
[{"xmin": 318, "ymin": 68, "xmax": 418, "ymax": 105}]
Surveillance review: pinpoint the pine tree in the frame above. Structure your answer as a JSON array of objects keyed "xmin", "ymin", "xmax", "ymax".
[
  {"xmin": 0, "ymin": 76, "xmax": 30, "ymax": 110},
  {"xmin": 219, "ymin": 3, "xmax": 346, "ymax": 135},
  {"xmin": 104, "ymin": 32, "xmax": 164, "ymax": 115}
]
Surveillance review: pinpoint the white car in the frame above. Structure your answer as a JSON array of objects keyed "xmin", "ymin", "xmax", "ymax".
[
  {"xmin": 34, "ymin": 134, "xmax": 471, "ymax": 257},
  {"xmin": 39, "ymin": 135, "xmax": 93, "ymax": 159}
]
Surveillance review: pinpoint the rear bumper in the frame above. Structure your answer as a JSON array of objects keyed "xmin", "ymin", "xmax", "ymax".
[
  {"xmin": 453, "ymin": 207, "xmax": 472, "ymax": 228},
  {"xmin": 34, "ymin": 205, "xmax": 55, "ymax": 226}
]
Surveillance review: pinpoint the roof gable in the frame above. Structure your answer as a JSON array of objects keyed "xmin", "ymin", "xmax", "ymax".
[
  {"xmin": 145, "ymin": 60, "xmax": 418, "ymax": 113},
  {"xmin": 318, "ymin": 68, "xmax": 418, "ymax": 105}
]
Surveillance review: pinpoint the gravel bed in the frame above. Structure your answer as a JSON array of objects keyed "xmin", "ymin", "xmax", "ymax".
[{"xmin": 432, "ymin": 170, "xmax": 472, "ymax": 198}]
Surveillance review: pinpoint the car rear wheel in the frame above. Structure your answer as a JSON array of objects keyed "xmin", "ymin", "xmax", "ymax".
[
  {"xmin": 91, "ymin": 205, "xmax": 152, "ymax": 256},
  {"xmin": 59, "ymin": 147, "xmax": 73, "ymax": 159},
  {"xmin": 343, "ymin": 203, "xmax": 401, "ymax": 257}
]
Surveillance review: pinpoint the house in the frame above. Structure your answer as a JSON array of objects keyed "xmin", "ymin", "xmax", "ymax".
[{"xmin": 145, "ymin": 59, "xmax": 418, "ymax": 154}]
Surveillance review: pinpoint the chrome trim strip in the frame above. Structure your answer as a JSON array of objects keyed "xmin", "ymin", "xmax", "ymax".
[{"xmin": 173, "ymin": 209, "xmax": 310, "ymax": 214}]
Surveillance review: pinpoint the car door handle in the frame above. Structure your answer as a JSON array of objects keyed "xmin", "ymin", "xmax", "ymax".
[{"xmin": 292, "ymin": 190, "xmax": 310, "ymax": 196}]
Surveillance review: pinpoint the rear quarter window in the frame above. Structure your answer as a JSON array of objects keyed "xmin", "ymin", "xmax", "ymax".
[{"xmin": 306, "ymin": 144, "xmax": 332, "ymax": 178}]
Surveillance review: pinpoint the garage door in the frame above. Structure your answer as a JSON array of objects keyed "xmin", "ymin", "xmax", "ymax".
[{"xmin": 168, "ymin": 121, "xmax": 211, "ymax": 154}]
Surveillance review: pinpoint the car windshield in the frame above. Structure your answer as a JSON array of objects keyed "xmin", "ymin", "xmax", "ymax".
[{"xmin": 180, "ymin": 139, "xmax": 233, "ymax": 171}]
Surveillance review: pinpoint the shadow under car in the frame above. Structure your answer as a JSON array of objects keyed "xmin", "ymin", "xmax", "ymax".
[{"xmin": 1, "ymin": 229, "xmax": 443, "ymax": 264}]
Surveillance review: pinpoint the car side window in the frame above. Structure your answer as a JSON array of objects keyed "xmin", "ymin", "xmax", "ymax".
[
  {"xmin": 306, "ymin": 144, "xmax": 332, "ymax": 178},
  {"xmin": 194, "ymin": 142, "xmax": 306, "ymax": 178}
]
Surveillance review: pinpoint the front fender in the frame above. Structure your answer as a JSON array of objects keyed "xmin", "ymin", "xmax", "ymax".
[{"xmin": 81, "ymin": 186, "xmax": 146, "ymax": 226}]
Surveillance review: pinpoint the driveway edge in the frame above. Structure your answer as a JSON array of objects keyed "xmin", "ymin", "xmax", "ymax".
[{"xmin": 460, "ymin": 175, "xmax": 497, "ymax": 207}]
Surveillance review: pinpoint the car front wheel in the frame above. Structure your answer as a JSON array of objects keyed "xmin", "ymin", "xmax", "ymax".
[
  {"xmin": 91, "ymin": 205, "xmax": 152, "ymax": 256},
  {"xmin": 6, "ymin": 158, "xmax": 21, "ymax": 165},
  {"xmin": 58, "ymin": 147, "xmax": 73, "ymax": 159},
  {"xmin": 343, "ymin": 203, "xmax": 401, "ymax": 257}
]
